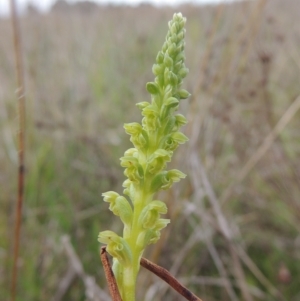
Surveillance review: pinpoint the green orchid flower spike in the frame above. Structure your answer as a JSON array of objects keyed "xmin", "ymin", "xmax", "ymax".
[{"xmin": 98, "ymin": 12, "xmax": 190, "ymax": 301}]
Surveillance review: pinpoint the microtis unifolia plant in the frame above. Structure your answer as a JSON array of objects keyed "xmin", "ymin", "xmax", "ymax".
[{"xmin": 98, "ymin": 13, "xmax": 190, "ymax": 301}]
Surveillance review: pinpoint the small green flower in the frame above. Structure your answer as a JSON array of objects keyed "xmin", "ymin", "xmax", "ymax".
[
  {"xmin": 138, "ymin": 200, "xmax": 168, "ymax": 229},
  {"xmin": 99, "ymin": 13, "xmax": 189, "ymax": 301},
  {"xmin": 98, "ymin": 231, "xmax": 132, "ymax": 266},
  {"xmin": 150, "ymin": 169, "xmax": 186, "ymax": 192},
  {"xmin": 147, "ymin": 149, "xmax": 172, "ymax": 174},
  {"xmin": 102, "ymin": 192, "xmax": 133, "ymax": 236}
]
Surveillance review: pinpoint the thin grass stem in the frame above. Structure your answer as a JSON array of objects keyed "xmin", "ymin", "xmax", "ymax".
[{"xmin": 9, "ymin": 0, "xmax": 26, "ymax": 300}]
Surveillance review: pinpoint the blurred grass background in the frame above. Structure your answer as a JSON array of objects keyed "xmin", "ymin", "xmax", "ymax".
[{"xmin": 1, "ymin": 0, "xmax": 300, "ymax": 300}]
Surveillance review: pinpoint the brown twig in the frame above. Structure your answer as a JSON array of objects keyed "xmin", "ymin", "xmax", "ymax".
[
  {"xmin": 10, "ymin": 0, "xmax": 26, "ymax": 300},
  {"xmin": 100, "ymin": 247, "xmax": 122, "ymax": 301},
  {"xmin": 101, "ymin": 247, "xmax": 203, "ymax": 301},
  {"xmin": 140, "ymin": 257, "xmax": 203, "ymax": 301}
]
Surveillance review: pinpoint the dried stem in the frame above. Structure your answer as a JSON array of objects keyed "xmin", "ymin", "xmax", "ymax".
[
  {"xmin": 100, "ymin": 247, "xmax": 122, "ymax": 301},
  {"xmin": 10, "ymin": 0, "xmax": 26, "ymax": 300},
  {"xmin": 140, "ymin": 257, "xmax": 203, "ymax": 301},
  {"xmin": 100, "ymin": 247, "xmax": 203, "ymax": 301}
]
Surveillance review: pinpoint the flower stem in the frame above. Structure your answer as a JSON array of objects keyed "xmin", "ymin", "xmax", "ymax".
[{"xmin": 122, "ymin": 266, "xmax": 136, "ymax": 301}]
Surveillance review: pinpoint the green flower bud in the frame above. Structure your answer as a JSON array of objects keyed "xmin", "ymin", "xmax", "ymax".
[
  {"xmin": 138, "ymin": 200, "xmax": 168, "ymax": 229},
  {"xmin": 156, "ymin": 74, "xmax": 164, "ymax": 87},
  {"xmin": 120, "ymin": 156, "xmax": 144, "ymax": 183},
  {"xmin": 102, "ymin": 192, "xmax": 133, "ymax": 227},
  {"xmin": 169, "ymin": 72, "xmax": 178, "ymax": 86},
  {"xmin": 166, "ymin": 169, "xmax": 186, "ymax": 184},
  {"xmin": 170, "ymin": 23, "xmax": 177, "ymax": 34},
  {"xmin": 179, "ymin": 41, "xmax": 185, "ymax": 52},
  {"xmin": 175, "ymin": 52, "xmax": 185, "ymax": 63},
  {"xmin": 132, "ymin": 131, "xmax": 148, "ymax": 149},
  {"xmin": 147, "ymin": 229, "xmax": 160, "ymax": 245},
  {"xmin": 156, "ymin": 51, "xmax": 164, "ymax": 64},
  {"xmin": 164, "ymin": 67, "xmax": 171, "ymax": 86},
  {"xmin": 98, "ymin": 230, "xmax": 117, "ymax": 244},
  {"xmin": 98, "ymin": 231, "xmax": 132, "ymax": 266},
  {"xmin": 142, "ymin": 105, "xmax": 160, "ymax": 132},
  {"xmin": 162, "ymin": 41, "xmax": 168, "ymax": 52},
  {"xmin": 177, "ymin": 89, "xmax": 191, "ymax": 99},
  {"xmin": 142, "ymin": 104, "xmax": 159, "ymax": 117},
  {"xmin": 122, "ymin": 179, "xmax": 134, "ymax": 200},
  {"xmin": 162, "ymin": 131, "xmax": 188, "ymax": 151},
  {"xmin": 167, "ymin": 39, "xmax": 173, "ymax": 50},
  {"xmin": 154, "ymin": 218, "xmax": 171, "ymax": 231},
  {"xmin": 164, "ymin": 53, "xmax": 173, "ymax": 68},
  {"xmin": 102, "ymin": 191, "xmax": 120, "ymax": 204},
  {"xmin": 174, "ymin": 114, "xmax": 187, "ymax": 130},
  {"xmin": 171, "ymin": 131, "xmax": 189, "ymax": 144},
  {"xmin": 170, "ymin": 33, "xmax": 177, "ymax": 43},
  {"xmin": 124, "ymin": 123, "xmax": 149, "ymax": 149},
  {"xmin": 152, "ymin": 64, "xmax": 163, "ymax": 76},
  {"xmin": 120, "ymin": 156, "xmax": 139, "ymax": 168},
  {"xmin": 140, "ymin": 218, "xmax": 170, "ymax": 246},
  {"xmin": 147, "ymin": 149, "xmax": 172, "ymax": 174},
  {"xmin": 174, "ymin": 12, "xmax": 183, "ymax": 22},
  {"xmin": 164, "ymin": 97, "xmax": 179, "ymax": 109},
  {"xmin": 150, "ymin": 169, "xmax": 186, "ymax": 192},
  {"xmin": 124, "ymin": 148, "xmax": 138, "ymax": 158},
  {"xmin": 153, "ymin": 149, "xmax": 172, "ymax": 162},
  {"xmin": 167, "ymin": 43, "xmax": 176, "ymax": 56},
  {"xmin": 124, "ymin": 167, "xmax": 143, "ymax": 183},
  {"xmin": 174, "ymin": 61, "xmax": 183, "ymax": 72},
  {"xmin": 163, "ymin": 84, "xmax": 173, "ymax": 100},
  {"xmin": 111, "ymin": 196, "xmax": 133, "ymax": 226},
  {"xmin": 124, "ymin": 122, "xmax": 142, "ymax": 136},
  {"xmin": 146, "ymin": 82, "xmax": 160, "ymax": 95},
  {"xmin": 143, "ymin": 209, "xmax": 159, "ymax": 228},
  {"xmin": 136, "ymin": 101, "xmax": 150, "ymax": 110},
  {"xmin": 177, "ymin": 30, "xmax": 185, "ymax": 41},
  {"xmin": 163, "ymin": 136, "xmax": 178, "ymax": 151},
  {"xmin": 178, "ymin": 67, "xmax": 189, "ymax": 79},
  {"xmin": 163, "ymin": 116, "xmax": 176, "ymax": 134}
]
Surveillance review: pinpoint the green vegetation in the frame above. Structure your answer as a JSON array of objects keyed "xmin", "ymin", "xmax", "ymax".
[{"xmin": 1, "ymin": 1, "xmax": 300, "ymax": 300}]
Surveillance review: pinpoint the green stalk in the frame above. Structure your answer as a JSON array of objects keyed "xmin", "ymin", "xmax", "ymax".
[{"xmin": 122, "ymin": 265, "xmax": 136, "ymax": 301}]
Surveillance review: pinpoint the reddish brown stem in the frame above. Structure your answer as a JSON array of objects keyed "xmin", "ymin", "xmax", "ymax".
[
  {"xmin": 100, "ymin": 247, "xmax": 123, "ymax": 301},
  {"xmin": 10, "ymin": 0, "xmax": 26, "ymax": 300},
  {"xmin": 140, "ymin": 257, "xmax": 203, "ymax": 301},
  {"xmin": 100, "ymin": 247, "xmax": 203, "ymax": 301}
]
